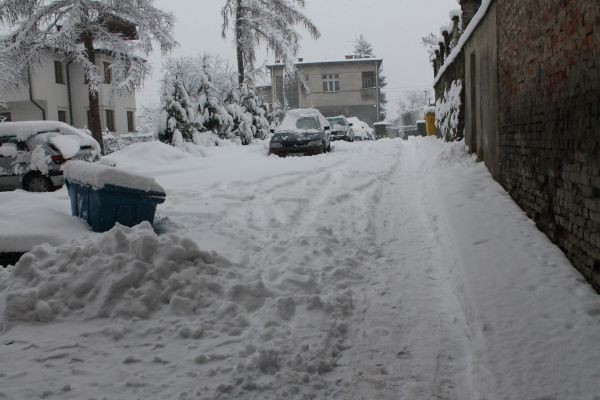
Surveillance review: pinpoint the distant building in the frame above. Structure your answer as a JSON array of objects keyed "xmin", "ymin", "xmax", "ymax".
[
  {"xmin": 267, "ymin": 56, "xmax": 383, "ymax": 125},
  {"xmin": 0, "ymin": 49, "xmax": 137, "ymax": 135}
]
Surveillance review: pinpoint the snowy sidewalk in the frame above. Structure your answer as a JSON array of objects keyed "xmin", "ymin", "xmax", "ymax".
[{"xmin": 0, "ymin": 138, "xmax": 599, "ymax": 400}]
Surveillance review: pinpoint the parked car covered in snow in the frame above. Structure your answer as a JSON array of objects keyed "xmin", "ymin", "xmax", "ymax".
[
  {"xmin": 269, "ymin": 109, "xmax": 332, "ymax": 157},
  {"xmin": 326, "ymin": 115, "xmax": 354, "ymax": 142},
  {"xmin": 348, "ymin": 117, "xmax": 375, "ymax": 141},
  {"xmin": 0, "ymin": 121, "xmax": 101, "ymax": 192}
]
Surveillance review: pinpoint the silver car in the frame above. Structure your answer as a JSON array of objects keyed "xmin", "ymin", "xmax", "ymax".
[{"xmin": 0, "ymin": 121, "xmax": 101, "ymax": 192}]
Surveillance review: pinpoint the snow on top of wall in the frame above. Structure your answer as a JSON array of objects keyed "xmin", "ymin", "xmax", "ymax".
[
  {"xmin": 64, "ymin": 160, "xmax": 165, "ymax": 193},
  {"xmin": 433, "ymin": 0, "xmax": 495, "ymax": 86},
  {"xmin": 449, "ymin": 9, "xmax": 461, "ymax": 19}
]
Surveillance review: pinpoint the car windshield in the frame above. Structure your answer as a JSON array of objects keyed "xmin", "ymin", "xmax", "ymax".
[
  {"xmin": 295, "ymin": 117, "xmax": 321, "ymax": 130},
  {"xmin": 328, "ymin": 118, "xmax": 346, "ymax": 127}
]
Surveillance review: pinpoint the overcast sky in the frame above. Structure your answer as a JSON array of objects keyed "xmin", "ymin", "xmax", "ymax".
[{"xmin": 140, "ymin": 0, "xmax": 459, "ymax": 120}]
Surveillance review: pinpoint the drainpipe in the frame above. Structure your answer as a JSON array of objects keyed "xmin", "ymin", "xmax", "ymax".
[
  {"xmin": 375, "ymin": 60, "xmax": 380, "ymax": 122},
  {"xmin": 66, "ymin": 60, "xmax": 74, "ymax": 125},
  {"xmin": 28, "ymin": 67, "xmax": 45, "ymax": 120}
]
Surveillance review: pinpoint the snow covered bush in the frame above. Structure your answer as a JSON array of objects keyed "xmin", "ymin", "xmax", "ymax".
[{"xmin": 436, "ymin": 79, "xmax": 463, "ymax": 141}]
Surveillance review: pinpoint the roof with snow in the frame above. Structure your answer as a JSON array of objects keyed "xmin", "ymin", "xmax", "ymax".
[{"xmin": 267, "ymin": 57, "xmax": 382, "ymax": 69}]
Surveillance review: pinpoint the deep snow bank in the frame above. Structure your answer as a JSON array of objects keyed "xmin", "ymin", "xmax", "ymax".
[
  {"xmin": 1, "ymin": 223, "xmax": 230, "ymax": 323},
  {"xmin": 0, "ymin": 223, "xmax": 354, "ymax": 398}
]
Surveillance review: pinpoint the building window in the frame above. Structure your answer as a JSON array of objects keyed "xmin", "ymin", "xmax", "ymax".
[
  {"xmin": 362, "ymin": 71, "xmax": 376, "ymax": 88},
  {"xmin": 0, "ymin": 112, "xmax": 12, "ymax": 122},
  {"xmin": 58, "ymin": 110, "xmax": 67, "ymax": 123},
  {"xmin": 54, "ymin": 61, "xmax": 65, "ymax": 84},
  {"xmin": 103, "ymin": 62, "xmax": 112, "ymax": 84},
  {"xmin": 127, "ymin": 111, "xmax": 135, "ymax": 132},
  {"xmin": 105, "ymin": 109, "xmax": 115, "ymax": 132},
  {"xmin": 322, "ymin": 73, "xmax": 340, "ymax": 92}
]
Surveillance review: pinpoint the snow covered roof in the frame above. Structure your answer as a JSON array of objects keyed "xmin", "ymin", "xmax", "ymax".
[
  {"xmin": 267, "ymin": 57, "xmax": 382, "ymax": 69},
  {"xmin": 433, "ymin": 0, "xmax": 495, "ymax": 86}
]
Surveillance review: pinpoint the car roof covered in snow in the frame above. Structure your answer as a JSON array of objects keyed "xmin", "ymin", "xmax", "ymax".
[{"xmin": 0, "ymin": 121, "xmax": 100, "ymax": 152}]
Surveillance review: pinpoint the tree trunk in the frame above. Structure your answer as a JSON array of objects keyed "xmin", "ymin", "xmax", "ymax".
[
  {"xmin": 235, "ymin": 0, "xmax": 245, "ymax": 87},
  {"xmin": 83, "ymin": 33, "xmax": 104, "ymax": 155}
]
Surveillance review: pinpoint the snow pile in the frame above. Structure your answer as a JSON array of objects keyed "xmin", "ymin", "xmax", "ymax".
[
  {"xmin": 63, "ymin": 160, "xmax": 165, "ymax": 193},
  {"xmin": 29, "ymin": 145, "xmax": 50, "ymax": 174},
  {"xmin": 0, "ymin": 223, "xmax": 358, "ymax": 398},
  {"xmin": 1, "ymin": 223, "xmax": 231, "ymax": 322},
  {"xmin": 0, "ymin": 190, "xmax": 94, "ymax": 254},
  {"xmin": 0, "ymin": 142, "xmax": 17, "ymax": 157},
  {"xmin": 436, "ymin": 79, "xmax": 463, "ymax": 141},
  {"xmin": 49, "ymin": 134, "xmax": 81, "ymax": 158}
]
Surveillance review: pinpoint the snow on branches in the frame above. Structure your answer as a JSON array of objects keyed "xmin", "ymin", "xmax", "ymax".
[{"xmin": 157, "ymin": 54, "xmax": 270, "ymax": 146}]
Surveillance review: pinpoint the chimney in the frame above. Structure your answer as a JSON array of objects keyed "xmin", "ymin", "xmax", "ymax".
[
  {"xmin": 441, "ymin": 25, "xmax": 451, "ymax": 58},
  {"xmin": 459, "ymin": 0, "xmax": 482, "ymax": 31},
  {"xmin": 438, "ymin": 37, "xmax": 445, "ymax": 65},
  {"xmin": 449, "ymin": 10, "xmax": 461, "ymax": 48},
  {"xmin": 432, "ymin": 52, "xmax": 440, "ymax": 77},
  {"xmin": 345, "ymin": 55, "xmax": 354, "ymax": 60}
]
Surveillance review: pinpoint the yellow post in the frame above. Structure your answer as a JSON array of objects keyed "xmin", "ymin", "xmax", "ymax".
[{"xmin": 425, "ymin": 110, "xmax": 436, "ymax": 136}]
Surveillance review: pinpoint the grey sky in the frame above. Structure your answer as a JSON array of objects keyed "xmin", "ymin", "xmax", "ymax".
[{"xmin": 139, "ymin": 0, "xmax": 459, "ymax": 119}]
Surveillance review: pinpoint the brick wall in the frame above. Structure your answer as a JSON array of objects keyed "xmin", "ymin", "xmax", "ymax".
[{"xmin": 497, "ymin": 0, "xmax": 600, "ymax": 290}]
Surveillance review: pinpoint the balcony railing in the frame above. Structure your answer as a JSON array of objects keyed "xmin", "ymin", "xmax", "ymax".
[{"xmin": 361, "ymin": 87, "xmax": 377, "ymax": 100}]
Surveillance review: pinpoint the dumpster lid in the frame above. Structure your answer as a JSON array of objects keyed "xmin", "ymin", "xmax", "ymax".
[{"xmin": 64, "ymin": 160, "xmax": 165, "ymax": 194}]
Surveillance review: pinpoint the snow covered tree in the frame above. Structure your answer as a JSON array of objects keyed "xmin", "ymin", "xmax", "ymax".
[
  {"xmin": 221, "ymin": 0, "xmax": 320, "ymax": 86},
  {"xmin": 239, "ymin": 84, "xmax": 270, "ymax": 140},
  {"xmin": 354, "ymin": 34, "xmax": 373, "ymax": 58},
  {"xmin": 158, "ymin": 73, "xmax": 195, "ymax": 145},
  {"xmin": 0, "ymin": 0, "xmax": 175, "ymax": 153},
  {"xmin": 353, "ymin": 34, "xmax": 387, "ymax": 120},
  {"xmin": 194, "ymin": 55, "xmax": 233, "ymax": 137}
]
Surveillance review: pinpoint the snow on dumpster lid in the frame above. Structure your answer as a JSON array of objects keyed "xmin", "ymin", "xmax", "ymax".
[{"xmin": 64, "ymin": 160, "xmax": 165, "ymax": 194}]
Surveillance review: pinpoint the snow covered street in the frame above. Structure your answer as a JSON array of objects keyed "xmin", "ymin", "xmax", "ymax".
[{"xmin": 1, "ymin": 138, "xmax": 599, "ymax": 400}]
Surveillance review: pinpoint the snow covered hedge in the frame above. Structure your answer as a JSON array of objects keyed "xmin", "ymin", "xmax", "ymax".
[
  {"xmin": 436, "ymin": 79, "xmax": 463, "ymax": 141},
  {"xmin": 103, "ymin": 133, "xmax": 155, "ymax": 155}
]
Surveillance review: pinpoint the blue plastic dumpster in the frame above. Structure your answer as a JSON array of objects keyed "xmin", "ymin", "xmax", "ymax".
[{"xmin": 63, "ymin": 161, "xmax": 166, "ymax": 233}]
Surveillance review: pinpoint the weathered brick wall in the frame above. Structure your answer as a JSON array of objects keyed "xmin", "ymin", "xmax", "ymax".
[{"xmin": 497, "ymin": 0, "xmax": 600, "ymax": 290}]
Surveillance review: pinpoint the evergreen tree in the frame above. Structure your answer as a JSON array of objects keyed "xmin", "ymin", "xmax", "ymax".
[
  {"xmin": 221, "ymin": 0, "xmax": 320, "ymax": 86},
  {"xmin": 353, "ymin": 34, "xmax": 387, "ymax": 121},
  {"xmin": 158, "ymin": 74, "xmax": 195, "ymax": 145},
  {"xmin": 354, "ymin": 34, "xmax": 374, "ymax": 58},
  {"xmin": 0, "ymin": 0, "xmax": 175, "ymax": 154},
  {"xmin": 239, "ymin": 85, "xmax": 270, "ymax": 140},
  {"xmin": 195, "ymin": 55, "xmax": 233, "ymax": 137}
]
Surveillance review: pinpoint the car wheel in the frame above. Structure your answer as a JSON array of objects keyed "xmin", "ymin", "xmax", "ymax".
[{"xmin": 23, "ymin": 173, "xmax": 54, "ymax": 192}]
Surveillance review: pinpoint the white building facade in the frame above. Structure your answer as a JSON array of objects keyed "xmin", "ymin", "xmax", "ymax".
[{"xmin": 0, "ymin": 50, "xmax": 137, "ymax": 135}]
